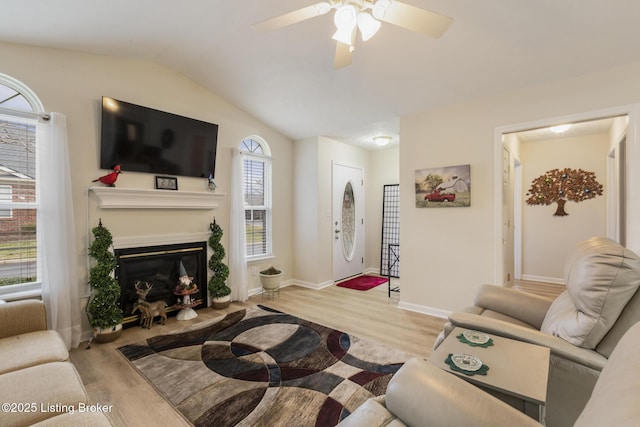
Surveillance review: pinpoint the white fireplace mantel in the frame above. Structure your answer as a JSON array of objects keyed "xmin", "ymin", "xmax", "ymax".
[{"xmin": 90, "ymin": 186, "xmax": 225, "ymax": 210}]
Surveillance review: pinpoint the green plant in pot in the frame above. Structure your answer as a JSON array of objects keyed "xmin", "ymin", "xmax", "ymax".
[
  {"xmin": 208, "ymin": 219, "xmax": 231, "ymax": 308},
  {"xmin": 259, "ymin": 266, "xmax": 283, "ymax": 291},
  {"xmin": 87, "ymin": 219, "xmax": 123, "ymax": 344}
]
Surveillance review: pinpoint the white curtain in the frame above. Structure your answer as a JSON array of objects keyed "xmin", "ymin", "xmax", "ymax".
[
  {"xmin": 38, "ymin": 113, "xmax": 81, "ymax": 349},
  {"xmin": 228, "ymin": 148, "xmax": 248, "ymax": 301}
]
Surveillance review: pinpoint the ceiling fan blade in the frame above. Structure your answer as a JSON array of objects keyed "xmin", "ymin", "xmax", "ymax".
[
  {"xmin": 334, "ymin": 42, "xmax": 353, "ymax": 69},
  {"xmin": 252, "ymin": 5, "xmax": 324, "ymax": 32},
  {"xmin": 380, "ymin": 1, "xmax": 453, "ymax": 38}
]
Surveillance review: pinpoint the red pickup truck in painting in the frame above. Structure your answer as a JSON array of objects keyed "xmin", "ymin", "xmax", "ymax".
[{"xmin": 424, "ymin": 189, "xmax": 456, "ymax": 202}]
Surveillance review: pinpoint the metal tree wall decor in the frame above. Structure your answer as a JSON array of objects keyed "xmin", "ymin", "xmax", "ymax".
[{"xmin": 526, "ymin": 168, "xmax": 603, "ymax": 216}]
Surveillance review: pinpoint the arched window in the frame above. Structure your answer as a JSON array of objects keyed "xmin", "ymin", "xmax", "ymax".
[
  {"xmin": 240, "ymin": 136, "xmax": 272, "ymax": 259},
  {"xmin": 0, "ymin": 74, "xmax": 44, "ymax": 116},
  {"xmin": 0, "ymin": 74, "xmax": 43, "ymax": 296}
]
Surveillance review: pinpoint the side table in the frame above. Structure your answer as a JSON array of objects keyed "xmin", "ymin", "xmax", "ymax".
[{"xmin": 429, "ymin": 327, "xmax": 550, "ymax": 422}]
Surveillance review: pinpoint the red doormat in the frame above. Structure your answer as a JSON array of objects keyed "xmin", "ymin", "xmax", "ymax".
[{"xmin": 336, "ymin": 275, "xmax": 388, "ymax": 291}]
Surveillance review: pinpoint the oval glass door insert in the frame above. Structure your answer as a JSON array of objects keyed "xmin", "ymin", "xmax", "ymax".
[{"xmin": 341, "ymin": 181, "xmax": 356, "ymax": 260}]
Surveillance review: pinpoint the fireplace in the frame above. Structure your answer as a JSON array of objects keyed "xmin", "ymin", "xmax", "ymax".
[{"xmin": 115, "ymin": 241, "xmax": 208, "ymax": 327}]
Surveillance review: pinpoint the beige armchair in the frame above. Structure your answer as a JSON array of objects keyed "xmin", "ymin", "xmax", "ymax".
[{"xmin": 434, "ymin": 237, "xmax": 640, "ymax": 427}]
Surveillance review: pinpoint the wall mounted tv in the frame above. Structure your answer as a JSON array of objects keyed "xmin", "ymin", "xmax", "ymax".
[{"xmin": 100, "ymin": 97, "xmax": 218, "ymax": 178}]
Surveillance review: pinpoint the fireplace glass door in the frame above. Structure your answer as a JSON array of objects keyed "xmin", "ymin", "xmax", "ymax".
[{"xmin": 115, "ymin": 241, "xmax": 208, "ymax": 327}]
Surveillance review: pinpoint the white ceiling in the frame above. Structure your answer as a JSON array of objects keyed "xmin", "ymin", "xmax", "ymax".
[
  {"xmin": 514, "ymin": 117, "xmax": 619, "ymax": 143},
  {"xmin": 3, "ymin": 1, "xmax": 640, "ymax": 149}
]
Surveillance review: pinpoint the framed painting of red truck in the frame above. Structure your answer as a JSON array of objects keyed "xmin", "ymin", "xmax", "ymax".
[{"xmin": 415, "ymin": 164, "xmax": 471, "ymax": 208}]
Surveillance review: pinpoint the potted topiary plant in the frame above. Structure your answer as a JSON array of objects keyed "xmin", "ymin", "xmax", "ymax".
[
  {"xmin": 87, "ymin": 219, "xmax": 123, "ymax": 344},
  {"xmin": 208, "ymin": 219, "xmax": 231, "ymax": 309}
]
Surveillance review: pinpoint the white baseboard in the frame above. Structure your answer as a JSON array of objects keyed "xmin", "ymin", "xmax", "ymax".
[
  {"xmin": 81, "ymin": 330, "xmax": 94, "ymax": 344},
  {"xmin": 397, "ymin": 300, "xmax": 451, "ymax": 319},
  {"xmin": 290, "ymin": 279, "xmax": 334, "ymax": 290},
  {"xmin": 79, "ymin": 278, "xmax": 451, "ymax": 344},
  {"xmin": 251, "ymin": 278, "xmax": 335, "ymax": 293},
  {"xmin": 521, "ymin": 274, "xmax": 565, "ymax": 285},
  {"xmin": 248, "ymin": 287, "xmax": 263, "ymax": 297},
  {"xmin": 248, "ymin": 279, "xmax": 304, "ymax": 296}
]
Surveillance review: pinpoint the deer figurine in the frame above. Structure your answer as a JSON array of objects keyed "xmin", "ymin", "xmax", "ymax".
[{"xmin": 133, "ymin": 281, "xmax": 167, "ymax": 328}]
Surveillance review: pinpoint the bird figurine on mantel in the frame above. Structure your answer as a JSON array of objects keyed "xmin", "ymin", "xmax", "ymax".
[{"xmin": 92, "ymin": 164, "xmax": 121, "ymax": 187}]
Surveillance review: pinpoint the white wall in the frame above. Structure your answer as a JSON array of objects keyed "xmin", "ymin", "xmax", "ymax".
[
  {"xmin": 401, "ymin": 108, "xmax": 494, "ymax": 316},
  {"xmin": 520, "ymin": 134, "xmax": 608, "ymax": 282},
  {"xmin": 293, "ymin": 138, "xmax": 321, "ymax": 284},
  {"xmin": 607, "ymin": 116, "xmax": 629, "ymax": 243},
  {"xmin": 0, "ymin": 42, "xmax": 294, "ymax": 335},
  {"xmin": 400, "ymin": 60, "xmax": 640, "ymax": 315},
  {"xmin": 366, "ymin": 147, "xmax": 400, "ymax": 273}
]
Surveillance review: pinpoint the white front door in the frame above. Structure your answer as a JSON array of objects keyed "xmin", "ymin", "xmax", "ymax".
[{"xmin": 332, "ymin": 163, "xmax": 364, "ymax": 281}]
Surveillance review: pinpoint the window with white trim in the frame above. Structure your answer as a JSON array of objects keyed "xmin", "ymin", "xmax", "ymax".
[
  {"xmin": 240, "ymin": 137, "xmax": 272, "ymax": 259},
  {"xmin": 0, "ymin": 75, "xmax": 40, "ymax": 290},
  {"xmin": 0, "ymin": 185, "xmax": 13, "ymax": 218}
]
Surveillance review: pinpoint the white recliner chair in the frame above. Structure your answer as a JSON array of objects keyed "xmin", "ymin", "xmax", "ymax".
[
  {"xmin": 338, "ymin": 320, "xmax": 640, "ymax": 427},
  {"xmin": 433, "ymin": 237, "xmax": 640, "ymax": 427}
]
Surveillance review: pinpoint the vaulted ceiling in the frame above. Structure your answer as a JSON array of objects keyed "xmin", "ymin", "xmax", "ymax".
[{"xmin": 3, "ymin": 1, "xmax": 640, "ymax": 148}]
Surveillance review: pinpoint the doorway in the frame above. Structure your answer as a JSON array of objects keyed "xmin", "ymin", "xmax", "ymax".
[
  {"xmin": 332, "ymin": 162, "xmax": 364, "ymax": 281},
  {"xmin": 494, "ymin": 108, "xmax": 635, "ymax": 286}
]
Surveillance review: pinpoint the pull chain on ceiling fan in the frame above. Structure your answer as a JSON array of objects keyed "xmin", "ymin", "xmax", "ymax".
[{"xmin": 252, "ymin": 0, "xmax": 453, "ymax": 69}]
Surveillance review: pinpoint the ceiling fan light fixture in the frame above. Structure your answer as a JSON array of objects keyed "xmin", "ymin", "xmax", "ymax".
[
  {"xmin": 253, "ymin": 0, "xmax": 453, "ymax": 69},
  {"xmin": 357, "ymin": 12, "xmax": 381, "ymax": 41},
  {"xmin": 314, "ymin": 2, "xmax": 332, "ymax": 15},
  {"xmin": 372, "ymin": 0, "xmax": 391, "ymax": 19},
  {"xmin": 332, "ymin": 4, "xmax": 358, "ymax": 45},
  {"xmin": 333, "ymin": 4, "xmax": 358, "ymax": 31},
  {"xmin": 332, "ymin": 27, "xmax": 356, "ymax": 45}
]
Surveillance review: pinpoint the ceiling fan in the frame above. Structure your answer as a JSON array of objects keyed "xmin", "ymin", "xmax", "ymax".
[{"xmin": 252, "ymin": 0, "xmax": 453, "ymax": 69}]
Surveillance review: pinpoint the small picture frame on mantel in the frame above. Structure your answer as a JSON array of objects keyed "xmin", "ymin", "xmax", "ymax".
[{"xmin": 155, "ymin": 176, "xmax": 178, "ymax": 191}]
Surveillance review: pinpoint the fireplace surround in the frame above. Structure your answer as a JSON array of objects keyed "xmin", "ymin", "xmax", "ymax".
[
  {"xmin": 89, "ymin": 186, "xmax": 224, "ymax": 327},
  {"xmin": 115, "ymin": 241, "xmax": 208, "ymax": 327}
]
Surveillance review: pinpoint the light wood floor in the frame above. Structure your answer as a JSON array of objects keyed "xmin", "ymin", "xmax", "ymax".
[
  {"xmin": 514, "ymin": 279, "xmax": 565, "ymax": 300},
  {"xmin": 70, "ymin": 284, "xmax": 447, "ymax": 426},
  {"xmin": 70, "ymin": 280, "xmax": 564, "ymax": 426}
]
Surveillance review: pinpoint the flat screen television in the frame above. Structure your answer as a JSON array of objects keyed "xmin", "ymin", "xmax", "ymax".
[{"xmin": 100, "ymin": 97, "xmax": 218, "ymax": 178}]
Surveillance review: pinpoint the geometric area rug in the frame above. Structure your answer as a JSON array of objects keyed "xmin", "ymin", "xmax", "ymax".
[{"xmin": 118, "ymin": 305, "xmax": 413, "ymax": 427}]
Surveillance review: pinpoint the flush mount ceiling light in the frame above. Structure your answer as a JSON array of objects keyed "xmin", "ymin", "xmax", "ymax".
[
  {"xmin": 373, "ymin": 135, "xmax": 392, "ymax": 146},
  {"xmin": 253, "ymin": 0, "xmax": 453, "ymax": 69},
  {"xmin": 550, "ymin": 124, "xmax": 572, "ymax": 134}
]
